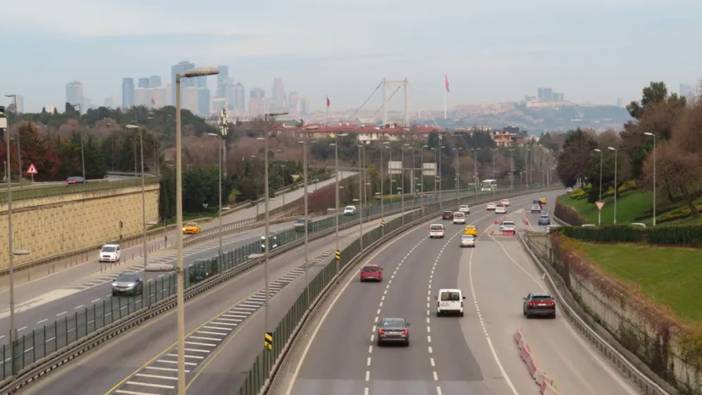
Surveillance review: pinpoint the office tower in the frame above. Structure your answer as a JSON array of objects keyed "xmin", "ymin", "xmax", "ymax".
[
  {"xmin": 7, "ymin": 94, "xmax": 24, "ymax": 113},
  {"xmin": 122, "ymin": 78, "xmax": 135, "ymax": 109},
  {"xmin": 149, "ymin": 75, "xmax": 162, "ymax": 88},
  {"xmin": 151, "ymin": 87, "xmax": 167, "ymax": 109},
  {"xmin": 66, "ymin": 81, "xmax": 84, "ymax": 111},
  {"xmin": 211, "ymin": 97, "xmax": 227, "ymax": 116},
  {"xmin": 288, "ymin": 91, "xmax": 300, "ymax": 116},
  {"xmin": 299, "ymin": 97, "xmax": 309, "ymax": 116},
  {"xmin": 232, "ymin": 83, "xmax": 245, "ymax": 115},
  {"xmin": 271, "ymin": 78, "xmax": 286, "ymax": 112},
  {"xmin": 217, "ymin": 65, "xmax": 229, "ymax": 97},
  {"xmin": 198, "ymin": 87, "xmax": 210, "ymax": 116},
  {"xmin": 182, "ymin": 86, "xmax": 199, "ymax": 114},
  {"xmin": 171, "ymin": 60, "xmax": 195, "ymax": 104},
  {"xmin": 138, "ymin": 78, "xmax": 150, "ymax": 89},
  {"xmin": 249, "ymin": 88, "xmax": 266, "ymax": 117},
  {"xmin": 537, "ymin": 87, "xmax": 553, "ymax": 101}
]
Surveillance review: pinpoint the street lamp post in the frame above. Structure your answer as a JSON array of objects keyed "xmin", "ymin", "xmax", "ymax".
[
  {"xmin": 358, "ymin": 142, "xmax": 364, "ymax": 250},
  {"xmin": 509, "ymin": 149, "xmax": 515, "ymax": 190},
  {"xmin": 1, "ymin": 106, "xmax": 17, "ymax": 376},
  {"xmin": 380, "ymin": 141, "xmax": 387, "ymax": 235},
  {"xmin": 438, "ymin": 145, "xmax": 445, "ymax": 206},
  {"xmin": 644, "ymin": 132, "xmax": 657, "ymax": 226},
  {"xmin": 472, "ymin": 148, "xmax": 479, "ymax": 201},
  {"xmin": 126, "ymin": 124, "xmax": 148, "ymax": 270},
  {"xmin": 5, "ymin": 95, "xmax": 21, "ymax": 183},
  {"xmin": 593, "ymin": 148, "xmax": 603, "ymax": 226},
  {"xmin": 332, "ymin": 132, "xmax": 347, "ymax": 274},
  {"xmin": 298, "ymin": 133, "xmax": 310, "ymax": 305},
  {"xmin": 453, "ymin": 147, "xmax": 461, "ymax": 204},
  {"xmin": 608, "ymin": 146, "xmax": 618, "ymax": 224},
  {"xmin": 401, "ymin": 143, "xmax": 407, "ymax": 224},
  {"xmin": 175, "ymin": 67, "xmax": 218, "ymax": 395}
]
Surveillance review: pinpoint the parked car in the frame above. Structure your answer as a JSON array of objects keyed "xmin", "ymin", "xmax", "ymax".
[
  {"xmin": 459, "ymin": 234, "xmax": 476, "ymax": 248},
  {"xmin": 458, "ymin": 205, "xmax": 471, "ymax": 214},
  {"xmin": 66, "ymin": 176, "xmax": 86, "ymax": 185},
  {"xmin": 441, "ymin": 210, "xmax": 453, "ymax": 220},
  {"xmin": 530, "ymin": 203, "xmax": 542, "ymax": 213},
  {"xmin": 453, "ymin": 211, "xmax": 466, "ymax": 224},
  {"xmin": 499, "ymin": 220, "xmax": 516, "ymax": 234},
  {"xmin": 377, "ymin": 317, "xmax": 410, "ymax": 346},
  {"xmin": 538, "ymin": 214, "xmax": 551, "ymax": 226},
  {"xmin": 182, "ymin": 223, "xmax": 201, "ymax": 234},
  {"xmin": 463, "ymin": 225, "xmax": 478, "ymax": 237},
  {"xmin": 523, "ymin": 292, "xmax": 556, "ymax": 318},
  {"xmin": 486, "ymin": 202, "xmax": 497, "ymax": 211},
  {"xmin": 360, "ymin": 264, "xmax": 383, "ymax": 282},
  {"xmin": 112, "ymin": 272, "xmax": 143, "ymax": 296},
  {"xmin": 429, "ymin": 224, "xmax": 445, "ymax": 238},
  {"xmin": 495, "ymin": 204, "xmax": 507, "ymax": 214},
  {"xmin": 437, "ymin": 289, "xmax": 466, "ymax": 316},
  {"xmin": 99, "ymin": 243, "xmax": 121, "ymax": 263},
  {"xmin": 500, "ymin": 199, "xmax": 510, "ymax": 207}
]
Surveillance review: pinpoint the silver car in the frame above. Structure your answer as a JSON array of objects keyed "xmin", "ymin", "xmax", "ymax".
[
  {"xmin": 460, "ymin": 234, "xmax": 476, "ymax": 248},
  {"xmin": 112, "ymin": 272, "xmax": 143, "ymax": 296}
]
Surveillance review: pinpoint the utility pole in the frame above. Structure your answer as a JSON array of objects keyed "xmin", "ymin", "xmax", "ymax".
[{"xmin": 358, "ymin": 142, "xmax": 364, "ymax": 250}]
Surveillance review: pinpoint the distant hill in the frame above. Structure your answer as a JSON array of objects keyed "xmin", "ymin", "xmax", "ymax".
[{"xmin": 427, "ymin": 102, "xmax": 632, "ymax": 133}]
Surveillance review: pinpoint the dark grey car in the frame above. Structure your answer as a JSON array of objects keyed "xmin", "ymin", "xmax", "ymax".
[
  {"xmin": 377, "ymin": 317, "xmax": 410, "ymax": 346},
  {"xmin": 112, "ymin": 272, "xmax": 143, "ymax": 296}
]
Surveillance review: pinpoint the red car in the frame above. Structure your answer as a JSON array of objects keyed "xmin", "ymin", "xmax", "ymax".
[
  {"xmin": 360, "ymin": 264, "xmax": 383, "ymax": 282},
  {"xmin": 523, "ymin": 293, "xmax": 556, "ymax": 318}
]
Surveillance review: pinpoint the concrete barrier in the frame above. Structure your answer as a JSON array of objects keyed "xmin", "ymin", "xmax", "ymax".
[{"xmin": 514, "ymin": 329, "xmax": 561, "ymax": 394}]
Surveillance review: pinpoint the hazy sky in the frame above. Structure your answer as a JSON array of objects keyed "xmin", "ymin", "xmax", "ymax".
[{"xmin": 1, "ymin": 0, "xmax": 701, "ymax": 112}]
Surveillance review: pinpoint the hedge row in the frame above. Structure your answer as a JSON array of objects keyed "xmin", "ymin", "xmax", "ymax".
[
  {"xmin": 558, "ymin": 224, "xmax": 702, "ymax": 246},
  {"xmin": 554, "ymin": 201, "xmax": 585, "ymax": 226}
]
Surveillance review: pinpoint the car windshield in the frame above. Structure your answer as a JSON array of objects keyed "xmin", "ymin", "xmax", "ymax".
[
  {"xmin": 440, "ymin": 292, "xmax": 461, "ymax": 301},
  {"xmin": 116, "ymin": 273, "xmax": 138, "ymax": 282},
  {"xmin": 381, "ymin": 318, "xmax": 405, "ymax": 328},
  {"xmin": 102, "ymin": 246, "xmax": 116, "ymax": 252}
]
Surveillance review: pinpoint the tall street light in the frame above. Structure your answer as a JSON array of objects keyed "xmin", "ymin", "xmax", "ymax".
[
  {"xmin": 593, "ymin": 148, "xmax": 603, "ymax": 226},
  {"xmin": 472, "ymin": 148, "xmax": 480, "ymax": 201},
  {"xmin": 358, "ymin": 141, "xmax": 364, "ymax": 250},
  {"xmin": 5, "ymin": 95, "xmax": 21, "ymax": 183},
  {"xmin": 205, "ymin": 108, "xmax": 229, "ymax": 271},
  {"xmin": 644, "ymin": 132, "xmax": 657, "ymax": 226},
  {"xmin": 509, "ymin": 148, "xmax": 515, "ymax": 190},
  {"xmin": 1, "ymin": 105, "xmax": 17, "ymax": 376},
  {"xmin": 608, "ymin": 146, "xmax": 618, "ymax": 224},
  {"xmin": 453, "ymin": 146, "xmax": 461, "ymax": 204},
  {"xmin": 380, "ymin": 141, "xmax": 389, "ymax": 235},
  {"xmin": 401, "ymin": 142, "xmax": 409, "ymax": 223},
  {"xmin": 126, "ymin": 124, "xmax": 148, "ymax": 270},
  {"xmin": 175, "ymin": 66, "xmax": 218, "ymax": 395},
  {"xmin": 331, "ymin": 132, "xmax": 347, "ymax": 273},
  {"xmin": 438, "ymin": 145, "xmax": 445, "ymax": 206},
  {"xmin": 298, "ymin": 133, "xmax": 310, "ymax": 306}
]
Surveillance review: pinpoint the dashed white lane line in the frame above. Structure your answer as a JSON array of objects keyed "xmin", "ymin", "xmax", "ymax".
[
  {"xmin": 430, "ymin": 357, "xmax": 436, "ymax": 367},
  {"xmin": 365, "ymin": 370, "xmax": 370, "ymax": 381},
  {"xmin": 433, "ymin": 371, "xmax": 439, "ymax": 381},
  {"xmin": 37, "ymin": 319, "xmax": 48, "ymax": 325},
  {"xmin": 366, "ymin": 357, "xmax": 371, "ymax": 366},
  {"xmin": 467, "ymin": 247, "xmax": 520, "ymax": 395}
]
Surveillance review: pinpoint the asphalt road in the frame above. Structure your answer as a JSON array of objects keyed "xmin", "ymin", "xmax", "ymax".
[
  {"xmin": 285, "ymin": 191, "xmax": 641, "ymax": 395},
  {"xmin": 22, "ymin": 211, "xmax": 398, "ymax": 395}
]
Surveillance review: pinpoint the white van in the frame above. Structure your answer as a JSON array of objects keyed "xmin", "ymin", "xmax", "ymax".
[
  {"xmin": 437, "ymin": 289, "xmax": 466, "ymax": 316},
  {"xmin": 453, "ymin": 211, "xmax": 466, "ymax": 224}
]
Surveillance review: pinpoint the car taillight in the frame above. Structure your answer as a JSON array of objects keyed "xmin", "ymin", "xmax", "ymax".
[
  {"xmin": 402, "ymin": 329, "xmax": 408, "ymax": 337},
  {"xmin": 528, "ymin": 301, "xmax": 538, "ymax": 306},
  {"xmin": 378, "ymin": 328, "xmax": 385, "ymax": 335}
]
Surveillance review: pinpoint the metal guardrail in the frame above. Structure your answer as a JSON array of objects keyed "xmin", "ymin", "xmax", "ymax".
[{"xmin": 519, "ymin": 232, "xmax": 674, "ymax": 395}]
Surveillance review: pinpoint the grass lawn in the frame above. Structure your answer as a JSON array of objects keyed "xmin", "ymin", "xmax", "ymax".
[
  {"xmin": 559, "ymin": 189, "xmax": 653, "ymax": 225},
  {"xmin": 579, "ymin": 241, "xmax": 702, "ymax": 324}
]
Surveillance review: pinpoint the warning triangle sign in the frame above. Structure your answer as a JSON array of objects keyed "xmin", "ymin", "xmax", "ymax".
[{"xmin": 26, "ymin": 163, "xmax": 38, "ymax": 175}]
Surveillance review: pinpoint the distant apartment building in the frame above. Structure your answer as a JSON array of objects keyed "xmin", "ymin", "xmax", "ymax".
[
  {"xmin": 171, "ymin": 60, "xmax": 195, "ymax": 105},
  {"xmin": 249, "ymin": 88, "xmax": 267, "ymax": 117},
  {"xmin": 217, "ymin": 65, "xmax": 230, "ymax": 97},
  {"xmin": 491, "ymin": 127, "xmax": 521, "ymax": 147},
  {"xmin": 6, "ymin": 94, "xmax": 24, "ymax": 113},
  {"xmin": 271, "ymin": 78, "xmax": 287, "ymax": 112},
  {"xmin": 149, "ymin": 75, "xmax": 162, "ymax": 88},
  {"xmin": 138, "ymin": 78, "xmax": 150, "ymax": 89},
  {"xmin": 66, "ymin": 81, "xmax": 84, "ymax": 111},
  {"xmin": 122, "ymin": 78, "xmax": 135, "ymax": 109},
  {"xmin": 537, "ymin": 87, "xmax": 564, "ymax": 102},
  {"xmin": 232, "ymin": 83, "xmax": 246, "ymax": 115}
]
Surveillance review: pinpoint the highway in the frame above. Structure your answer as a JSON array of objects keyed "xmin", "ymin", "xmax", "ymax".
[
  {"xmin": 22, "ymin": 210, "xmax": 399, "ymax": 394},
  {"xmin": 283, "ymin": 190, "xmax": 641, "ymax": 395}
]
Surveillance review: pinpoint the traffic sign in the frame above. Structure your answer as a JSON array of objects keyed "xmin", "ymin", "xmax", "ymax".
[
  {"xmin": 264, "ymin": 331, "xmax": 273, "ymax": 350},
  {"xmin": 595, "ymin": 200, "xmax": 605, "ymax": 211},
  {"xmin": 26, "ymin": 163, "xmax": 38, "ymax": 175}
]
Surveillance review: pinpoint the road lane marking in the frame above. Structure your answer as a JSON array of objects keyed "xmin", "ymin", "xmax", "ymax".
[
  {"xmin": 467, "ymin": 247, "xmax": 519, "ymax": 395},
  {"xmin": 436, "ymin": 386, "xmax": 443, "ymax": 395},
  {"xmin": 145, "ymin": 366, "xmax": 190, "ymax": 373},
  {"xmin": 365, "ymin": 370, "xmax": 370, "ymax": 381},
  {"xmin": 430, "ymin": 357, "xmax": 435, "ymax": 367},
  {"xmin": 367, "ymin": 357, "xmax": 371, "ymax": 367},
  {"xmin": 433, "ymin": 371, "xmax": 439, "ymax": 381},
  {"xmin": 126, "ymin": 381, "xmax": 174, "ymax": 389},
  {"xmin": 56, "ymin": 311, "xmax": 67, "ymax": 317},
  {"xmin": 37, "ymin": 319, "xmax": 48, "ymax": 325},
  {"xmin": 17, "ymin": 326, "xmax": 26, "ymax": 332},
  {"xmin": 135, "ymin": 373, "xmax": 178, "ymax": 381},
  {"xmin": 115, "ymin": 390, "xmax": 158, "ymax": 395},
  {"xmin": 428, "ymin": 346, "xmax": 433, "ymax": 354}
]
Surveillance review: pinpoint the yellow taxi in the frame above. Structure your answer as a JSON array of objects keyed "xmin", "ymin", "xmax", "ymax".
[
  {"xmin": 182, "ymin": 223, "xmax": 202, "ymax": 234},
  {"xmin": 463, "ymin": 225, "xmax": 478, "ymax": 237},
  {"xmin": 539, "ymin": 197, "xmax": 548, "ymax": 205}
]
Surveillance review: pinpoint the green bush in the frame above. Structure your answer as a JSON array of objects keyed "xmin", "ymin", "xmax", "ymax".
[
  {"xmin": 559, "ymin": 225, "xmax": 644, "ymax": 243},
  {"xmin": 554, "ymin": 201, "xmax": 585, "ymax": 226},
  {"xmin": 558, "ymin": 224, "xmax": 702, "ymax": 246}
]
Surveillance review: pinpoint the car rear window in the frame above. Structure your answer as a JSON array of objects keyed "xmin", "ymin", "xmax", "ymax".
[
  {"xmin": 502, "ymin": 221, "xmax": 515, "ymax": 226},
  {"xmin": 430, "ymin": 225, "xmax": 443, "ymax": 231},
  {"xmin": 362, "ymin": 266, "xmax": 380, "ymax": 272},
  {"xmin": 440, "ymin": 292, "xmax": 461, "ymax": 301},
  {"xmin": 532, "ymin": 294, "xmax": 552, "ymax": 300},
  {"xmin": 381, "ymin": 318, "xmax": 405, "ymax": 327}
]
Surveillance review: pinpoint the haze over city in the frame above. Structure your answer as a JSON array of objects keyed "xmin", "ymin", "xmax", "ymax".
[{"xmin": 1, "ymin": 0, "xmax": 701, "ymax": 113}]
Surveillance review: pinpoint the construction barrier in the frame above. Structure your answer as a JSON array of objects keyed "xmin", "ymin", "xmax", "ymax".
[{"xmin": 514, "ymin": 329, "xmax": 561, "ymax": 395}]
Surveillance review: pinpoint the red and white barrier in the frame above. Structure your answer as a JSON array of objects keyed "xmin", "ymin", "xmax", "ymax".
[{"xmin": 514, "ymin": 329, "xmax": 561, "ymax": 395}]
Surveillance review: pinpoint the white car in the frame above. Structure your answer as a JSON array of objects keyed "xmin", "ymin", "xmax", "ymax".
[
  {"xmin": 500, "ymin": 199, "xmax": 510, "ymax": 207},
  {"xmin": 486, "ymin": 202, "xmax": 497, "ymax": 211},
  {"xmin": 459, "ymin": 234, "xmax": 476, "ymax": 248},
  {"xmin": 458, "ymin": 205, "xmax": 470, "ymax": 214},
  {"xmin": 453, "ymin": 211, "xmax": 466, "ymax": 224},
  {"xmin": 499, "ymin": 220, "xmax": 516, "ymax": 233},
  {"xmin": 429, "ymin": 224, "xmax": 445, "ymax": 238},
  {"xmin": 437, "ymin": 289, "xmax": 465, "ymax": 316},
  {"xmin": 343, "ymin": 205, "xmax": 357, "ymax": 216},
  {"xmin": 495, "ymin": 204, "xmax": 507, "ymax": 214},
  {"xmin": 99, "ymin": 244, "xmax": 121, "ymax": 263}
]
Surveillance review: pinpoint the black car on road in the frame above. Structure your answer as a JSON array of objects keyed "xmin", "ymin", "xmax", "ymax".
[{"xmin": 112, "ymin": 272, "xmax": 143, "ymax": 296}]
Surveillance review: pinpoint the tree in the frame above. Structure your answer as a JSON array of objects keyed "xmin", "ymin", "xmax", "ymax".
[
  {"xmin": 643, "ymin": 142, "xmax": 702, "ymax": 216},
  {"xmin": 556, "ymin": 129, "xmax": 597, "ymax": 187}
]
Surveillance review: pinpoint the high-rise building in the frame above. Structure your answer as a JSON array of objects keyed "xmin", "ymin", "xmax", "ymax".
[
  {"xmin": 271, "ymin": 78, "xmax": 286, "ymax": 112},
  {"xmin": 249, "ymin": 88, "xmax": 266, "ymax": 117},
  {"xmin": 149, "ymin": 75, "xmax": 162, "ymax": 88},
  {"xmin": 232, "ymin": 83, "xmax": 245, "ymax": 115},
  {"xmin": 537, "ymin": 87, "xmax": 553, "ymax": 101},
  {"xmin": 171, "ymin": 60, "xmax": 195, "ymax": 104},
  {"xmin": 197, "ymin": 87, "xmax": 210, "ymax": 117},
  {"xmin": 217, "ymin": 65, "xmax": 230, "ymax": 97},
  {"xmin": 7, "ymin": 94, "xmax": 24, "ymax": 113},
  {"xmin": 288, "ymin": 91, "xmax": 301, "ymax": 117},
  {"xmin": 122, "ymin": 78, "xmax": 135, "ymax": 109},
  {"xmin": 138, "ymin": 78, "xmax": 150, "ymax": 89},
  {"xmin": 211, "ymin": 97, "xmax": 227, "ymax": 116},
  {"xmin": 66, "ymin": 81, "xmax": 84, "ymax": 111},
  {"xmin": 299, "ymin": 97, "xmax": 309, "ymax": 116}
]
